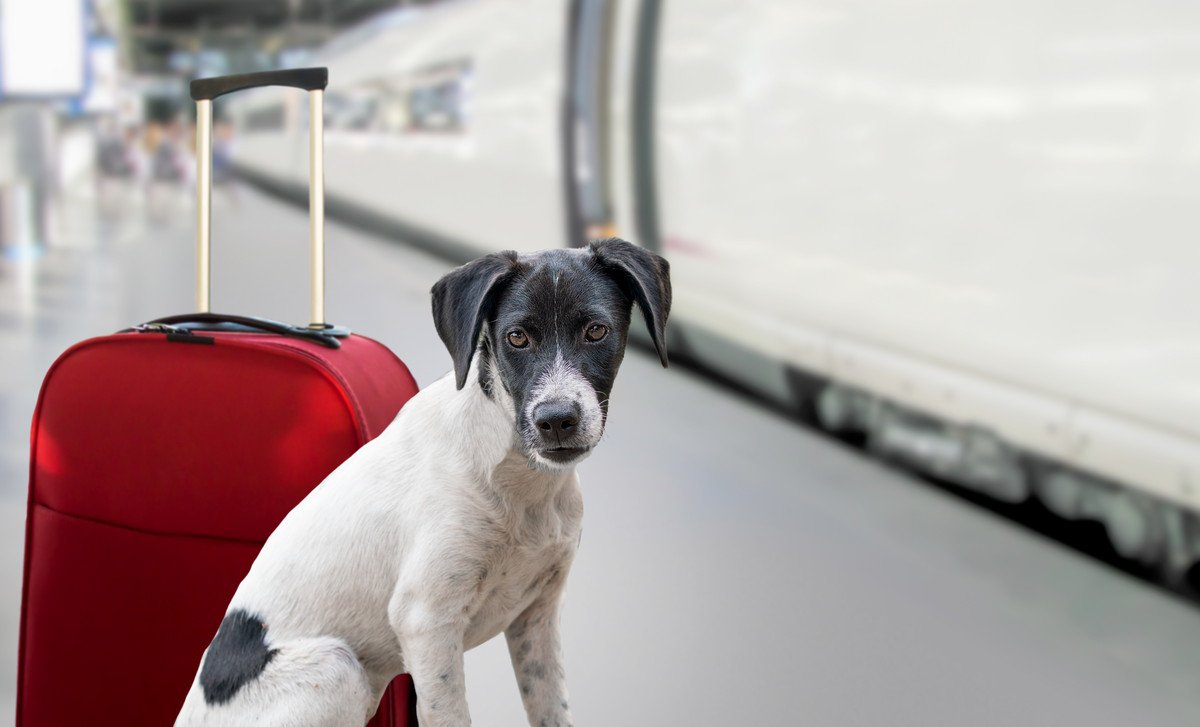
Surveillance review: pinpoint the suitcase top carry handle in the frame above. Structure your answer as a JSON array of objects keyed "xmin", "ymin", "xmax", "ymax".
[
  {"xmin": 132, "ymin": 313, "xmax": 342, "ymax": 348},
  {"xmin": 189, "ymin": 68, "xmax": 328, "ymax": 101},
  {"xmin": 194, "ymin": 67, "xmax": 329, "ymax": 329}
]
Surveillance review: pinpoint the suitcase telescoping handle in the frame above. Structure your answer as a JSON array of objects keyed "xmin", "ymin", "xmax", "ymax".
[{"xmin": 191, "ymin": 67, "xmax": 330, "ymax": 329}]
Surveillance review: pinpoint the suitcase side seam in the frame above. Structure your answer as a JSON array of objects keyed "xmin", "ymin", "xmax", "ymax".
[{"xmin": 28, "ymin": 501, "xmax": 268, "ymax": 546}]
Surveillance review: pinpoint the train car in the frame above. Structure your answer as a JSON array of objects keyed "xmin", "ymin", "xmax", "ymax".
[{"xmin": 227, "ymin": 0, "xmax": 1200, "ymax": 579}]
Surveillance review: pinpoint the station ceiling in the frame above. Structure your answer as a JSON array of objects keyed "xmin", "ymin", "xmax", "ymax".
[{"xmin": 124, "ymin": 0, "xmax": 437, "ymax": 73}]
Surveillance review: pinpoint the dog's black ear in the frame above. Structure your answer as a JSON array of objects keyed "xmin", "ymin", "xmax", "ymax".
[
  {"xmin": 590, "ymin": 238, "xmax": 672, "ymax": 367},
  {"xmin": 431, "ymin": 251, "xmax": 521, "ymax": 389}
]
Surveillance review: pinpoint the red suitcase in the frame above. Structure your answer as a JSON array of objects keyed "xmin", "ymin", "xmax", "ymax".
[{"xmin": 18, "ymin": 68, "xmax": 420, "ymax": 726}]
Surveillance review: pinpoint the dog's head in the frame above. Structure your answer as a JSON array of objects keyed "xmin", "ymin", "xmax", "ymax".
[{"xmin": 431, "ymin": 238, "xmax": 671, "ymax": 469}]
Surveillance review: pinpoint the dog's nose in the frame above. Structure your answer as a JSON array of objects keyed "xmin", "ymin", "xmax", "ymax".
[{"xmin": 533, "ymin": 401, "xmax": 580, "ymax": 441}]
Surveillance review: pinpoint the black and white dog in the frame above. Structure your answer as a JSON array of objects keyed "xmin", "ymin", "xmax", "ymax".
[{"xmin": 176, "ymin": 239, "xmax": 671, "ymax": 726}]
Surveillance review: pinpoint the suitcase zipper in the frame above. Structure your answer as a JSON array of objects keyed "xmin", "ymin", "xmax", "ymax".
[{"xmin": 128, "ymin": 323, "xmax": 215, "ymax": 345}]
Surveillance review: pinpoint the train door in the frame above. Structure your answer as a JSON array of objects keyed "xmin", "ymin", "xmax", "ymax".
[
  {"xmin": 564, "ymin": 0, "xmax": 617, "ymax": 246},
  {"xmin": 621, "ymin": 0, "xmax": 820, "ymax": 403}
]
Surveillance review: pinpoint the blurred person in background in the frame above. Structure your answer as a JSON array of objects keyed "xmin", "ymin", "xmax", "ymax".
[
  {"xmin": 147, "ymin": 115, "xmax": 193, "ymax": 221},
  {"xmin": 95, "ymin": 122, "xmax": 141, "ymax": 217},
  {"xmin": 151, "ymin": 115, "xmax": 188, "ymax": 186}
]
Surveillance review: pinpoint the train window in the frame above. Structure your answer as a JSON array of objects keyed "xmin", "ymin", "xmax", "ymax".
[
  {"xmin": 403, "ymin": 59, "xmax": 471, "ymax": 133},
  {"xmin": 320, "ymin": 62, "xmax": 470, "ymax": 135},
  {"xmin": 325, "ymin": 92, "xmax": 379, "ymax": 131},
  {"xmin": 408, "ymin": 83, "xmax": 461, "ymax": 131}
]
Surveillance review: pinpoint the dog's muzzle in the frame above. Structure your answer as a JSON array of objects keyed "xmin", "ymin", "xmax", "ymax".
[{"xmin": 531, "ymin": 399, "xmax": 591, "ymax": 463}]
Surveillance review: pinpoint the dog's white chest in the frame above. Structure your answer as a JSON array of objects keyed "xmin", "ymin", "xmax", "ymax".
[
  {"xmin": 462, "ymin": 537, "xmax": 575, "ymax": 649},
  {"xmin": 455, "ymin": 458, "xmax": 583, "ymax": 650}
]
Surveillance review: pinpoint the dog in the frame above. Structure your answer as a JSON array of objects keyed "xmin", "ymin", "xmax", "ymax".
[{"xmin": 175, "ymin": 238, "xmax": 671, "ymax": 726}]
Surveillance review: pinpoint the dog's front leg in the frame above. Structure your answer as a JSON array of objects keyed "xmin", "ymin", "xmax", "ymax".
[
  {"xmin": 506, "ymin": 591, "xmax": 573, "ymax": 727},
  {"xmin": 397, "ymin": 618, "xmax": 471, "ymax": 726}
]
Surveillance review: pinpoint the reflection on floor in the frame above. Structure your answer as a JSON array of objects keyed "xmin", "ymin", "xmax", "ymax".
[{"xmin": 3, "ymin": 184, "xmax": 1200, "ymax": 726}]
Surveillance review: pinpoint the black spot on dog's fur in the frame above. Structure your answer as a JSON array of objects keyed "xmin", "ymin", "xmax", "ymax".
[
  {"xmin": 524, "ymin": 660, "xmax": 547, "ymax": 680},
  {"xmin": 200, "ymin": 610, "xmax": 279, "ymax": 705}
]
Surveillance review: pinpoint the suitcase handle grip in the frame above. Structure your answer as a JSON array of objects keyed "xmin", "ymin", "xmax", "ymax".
[
  {"xmin": 137, "ymin": 313, "xmax": 344, "ymax": 348},
  {"xmin": 189, "ymin": 68, "xmax": 328, "ymax": 101},
  {"xmin": 194, "ymin": 68, "xmax": 328, "ymax": 329}
]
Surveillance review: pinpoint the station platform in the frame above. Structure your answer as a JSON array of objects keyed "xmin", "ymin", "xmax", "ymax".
[{"xmin": 2, "ymin": 184, "xmax": 1200, "ymax": 725}]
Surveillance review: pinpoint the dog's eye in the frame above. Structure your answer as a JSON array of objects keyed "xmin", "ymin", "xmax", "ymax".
[
  {"xmin": 584, "ymin": 323, "xmax": 609, "ymax": 343},
  {"xmin": 506, "ymin": 330, "xmax": 529, "ymax": 348}
]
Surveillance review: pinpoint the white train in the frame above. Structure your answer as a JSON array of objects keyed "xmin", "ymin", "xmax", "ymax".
[{"xmin": 227, "ymin": 0, "xmax": 1200, "ymax": 579}]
